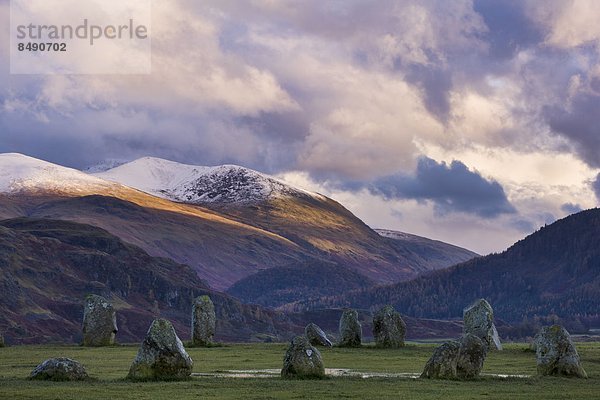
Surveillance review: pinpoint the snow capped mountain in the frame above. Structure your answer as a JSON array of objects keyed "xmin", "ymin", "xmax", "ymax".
[
  {"xmin": 95, "ymin": 157, "xmax": 320, "ymax": 204},
  {"xmin": 0, "ymin": 153, "xmax": 115, "ymax": 194}
]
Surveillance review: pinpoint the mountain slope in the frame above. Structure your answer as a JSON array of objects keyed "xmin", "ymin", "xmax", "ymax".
[
  {"xmin": 0, "ymin": 154, "xmax": 314, "ymax": 290},
  {"xmin": 376, "ymin": 229, "xmax": 479, "ymax": 273},
  {"xmin": 96, "ymin": 156, "xmax": 478, "ymax": 285},
  {"xmin": 0, "ymin": 217, "xmax": 300, "ymax": 344},
  {"xmin": 294, "ymin": 209, "xmax": 600, "ymax": 328},
  {"xmin": 0, "ymin": 153, "xmax": 116, "ymax": 195},
  {"xmin": 0, "ymin": 153, "xmax": 477, "ymax": 290},
  {"xmin": 226, "ymin": 260, "xmax": 375, "ymax": 307}
]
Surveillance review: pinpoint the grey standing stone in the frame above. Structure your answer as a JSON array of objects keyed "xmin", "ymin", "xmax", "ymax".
[
  {"xmin": 0, "ymin": 333, "xmax": 4, "ymax": 347},
  {"xmin": 463, "ymin": 298, "xmax": 502, "ymax": 350},
  {"xmin": 338, "ymin": 309, "xmax": 362, "ymax": 347},
  {"xmin": 534, "ymin": 325, "xmax": 587, "ymax": 378},
  {"xmin": 128, "ymin": 318, "xmax": 193, "ymax": 381},
  {"xmin": 305, "ymin": 323, "xmax": 332, "ymax": 347},
  {"xmin": 373, "ymin": 305, "xmax": 406, "ymax": 348},
  {"xmin": 82, "ymin": 294, "xmax": 117, "ymax": 346},
  {"xmin": 421, "ymin": 334, "xmax": 487, "ymax": 380},
  {"xmin": 30, "ymin": 358, "xmax": 88, "ymax": 381},
  {"xmin": 456, "ymin": 334, "xmax": 487, "ymax": 379},
  {"xmin": 281, "ymin": 336, "xmax": 325, "ymax": 379},
  {"xmin": 191, "ymin": 295, "xmax": 216, "ymax": 346},
  {"xmin": 421, "ymin": 340, "xmax": 460, "ymax": 379}
]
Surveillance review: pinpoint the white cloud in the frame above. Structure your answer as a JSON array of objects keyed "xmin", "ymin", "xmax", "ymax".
[{"xmin": 527, "ymin": 0, "xmax": 600, "ymax": 49}]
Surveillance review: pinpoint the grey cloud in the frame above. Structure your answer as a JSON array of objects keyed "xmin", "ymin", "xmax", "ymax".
[
  {"xmin": 592, "ymin": 173, "xmax": 600, "ymax": 202},
  {"xmin": 370, "ymin": 157, "xmax": 516, "ymax": 218},
  {"xmin": 510, "ymin": 219, "xmax": 535, "ymax": 233},
  {"xmin": 405, "ymin": 64, "xmax": 452, "ymax": 121},
  {"xmin": 560, "ymin": 203, "xmax": 582, "ymax": 214},
  {"xmin": 473, "ymin": 0, "xmax": 544, "ymax": 60},
  {"xmin": 545, "ymin": 93, "xmax": 600, "ymax": 168}
]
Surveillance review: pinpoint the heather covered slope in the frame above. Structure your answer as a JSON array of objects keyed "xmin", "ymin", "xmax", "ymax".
[
  {"xmin": 0, "ymin": 218, "xmax": 300, "ymax": 344},
  {"xmin": 19, "ymin": 194, "xmax": 308, "ymax": 290},
  {"xmin": 295, "ymin": 209, "xmax": 600, "ymax": 329}
]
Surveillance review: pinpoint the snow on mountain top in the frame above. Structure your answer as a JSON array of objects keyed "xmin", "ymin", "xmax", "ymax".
[
  {"xmin": 375, "ymin": 229, "xmax": 417, "ymax": 241},
  {"xmin": 83, "ymin": 159, "xmax": 127, "ymax": 173},
  {"xmin": 96, "ymin": 157, "xmax": 320, "ymax": 204},
  {"xmin": 0, "ymin": 153, "xmax": 115, "ymax": 194}
]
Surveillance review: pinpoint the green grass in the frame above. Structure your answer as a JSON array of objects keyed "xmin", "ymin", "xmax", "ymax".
[{"xmin": 0, "ymin": 342, "xmax": 599, "ymax": 399}]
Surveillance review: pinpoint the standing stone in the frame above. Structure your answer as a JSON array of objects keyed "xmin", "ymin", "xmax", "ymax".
[
  {"xmin": 373, "ymin": 305, "xmax": 406, "ymax": 348},
  {"xmin": 456, "ymin": 334, "xmax": 487, "ymax": 379},
  {"xmin": 421, "ymin": 334, "xmax": 487, "ymax": 380},
  {"xmin": 533, "ymin": 325, "xmax": 587, "ymax": 378},
  {"xmin": 82, "ymin": 294, "xmax": 117, "ymax": 346},
  {"xmin": 463, "ymin": 298, "xmax": 502, "ymax": 350},
  {"xmin": 305, "ymin": 323, "xmax": 332, "ymax": 347},
  {"xmin": 281, "ymin": 336, "xmax": 325, "ymax": 379},
  {"xmin": 0, "ymin": 333, "xmax": 4, "ymax": 347},
  {"xmin": 128, "ymin": 319, "xmax": 193, "ymax": 381},
  {"xmin": 191, "ymin": 295, "xmax": 216, "ymax": 346},
  {"xmin": 421, "ymin": 340, "xmax": 460, "ymax": 379},
  {"xmin": 338, "ymin": 309, "xmax": 362, "ymax": 347},
  {"xmin": 30, "ymin": 358, "xmax": 88, "ymax": 381}
]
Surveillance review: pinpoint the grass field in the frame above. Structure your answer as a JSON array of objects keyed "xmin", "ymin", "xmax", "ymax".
[{"xmin": 0, "ymin": 342, "xmax": 598, "ymax": 399}]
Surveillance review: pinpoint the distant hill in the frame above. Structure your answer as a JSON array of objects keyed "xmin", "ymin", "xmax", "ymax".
[
  {"xmin": 0, "ymin": 217, "xmax": 478, "ymax": 345},
  {"xmin": 0, "ymin": 218, "xmax": 299, "ymax": 344},
  {"xmin": 293, "ymin": 209, "xmax": 600, "ymax": 332},
  {"xmin": 376, "ymin": 229, "xmax": 479, "ymax": 274},
  {"xmin": 226, "ymin": 260, "xmax": 375, "ymax": 307}
]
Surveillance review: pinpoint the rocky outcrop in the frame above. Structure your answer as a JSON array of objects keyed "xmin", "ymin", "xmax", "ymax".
[
  {"xmin": 373, "ymin": 305, "xmax": 406, "ymax": 348},
  {"xmin": 82, "ymin": 294, "xmax": 117, "ymax": 346},
  {"xmin": 305, "ymin": 323, "xmax": 332, "ymax": 347},
  {"xmin": 463, "ymin": 299, "xmax": 502, "ymax": 350},
  {"xmin": 533, "ymin": 325, "xmax": 587, "ymax": 378},
  {"xmin": 338, "ymin": 309, "xmax": 362, "ymax": 347},
  {"xmin": 421, "ymin": 334, "xmax": 487, "ymax": 380},
  {"xmin": 128, "ymin": 319, "xmax": 193, "ymax": 381},
  {"xmin": 30, "ymin": 358, "xmax": 89, "ymax": 381},
  {"xmin": 281, "ymin": 336, "xmax": 325, "ymax": 379},
  {"xmin": 191, "ymin": 295, "xmax": 216, "ymax": 346}
]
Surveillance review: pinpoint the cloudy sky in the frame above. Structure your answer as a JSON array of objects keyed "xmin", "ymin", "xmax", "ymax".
[{"xmin": 1, "ymin": 0, "xmax": 600, "ymax": 254}]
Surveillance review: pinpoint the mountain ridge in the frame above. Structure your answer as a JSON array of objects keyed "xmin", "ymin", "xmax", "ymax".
[
  {"xmin": 0, "ymin": 153, "xmax": 477, "ymax": 290},
  {"xmin": 290, "ymin": 208, "xmax": 600, "ymax": 331},
  {"xmin": 95, "ymin": 156, "xmax": 322, "ymax": 205}
]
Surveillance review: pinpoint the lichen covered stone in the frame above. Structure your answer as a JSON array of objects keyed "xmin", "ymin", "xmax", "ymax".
[
  {"xmin": 281, "ymin": 336, "xmax": 325, "ymax": 379},
  {"xmin": 82, "ymin": 294, "xmax": 117, "ymax": 346},
  {"xmin": 421, "ymin": 334, "xmax": 487, "ymax": 380},
  {"xmin": 463, "ymin": 298, "xmax": 502, "ymax": 350},
  {"xmin": 128, "ymin": 318, "xmax": 193, "ymax": 381},
  {"xmin": 192, "ymin": 295, "xmax": 216, "ymax": 346},
  {"xmin": 456, "ymin": 334, "xmax": 487, "ymax": 379},
  {"xmin": 421, "ymin": 340, "xmax": 460, "ymax": 379},
  {"xmin": 534, "ymin": 325, "xmax": 587, "ymax": 378},
  {"xmin": 305, "ymin": 323, "xmax": 332, "ymax": 347},
  {"xmin": 30, "ymin": 358, "xmax": 88, "ymax": 381},
  {"xmin": 373, "ymin": 305, "xmax": 406, "ymax": 348},
  {"xmin": 338, "ymin": 309, "xmax": 362, "ymax": 347}
]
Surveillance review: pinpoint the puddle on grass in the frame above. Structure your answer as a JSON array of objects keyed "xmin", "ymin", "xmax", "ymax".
[{"xmin": 192, "ymin": 369, "xmax": 531, "ymax": 379}]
